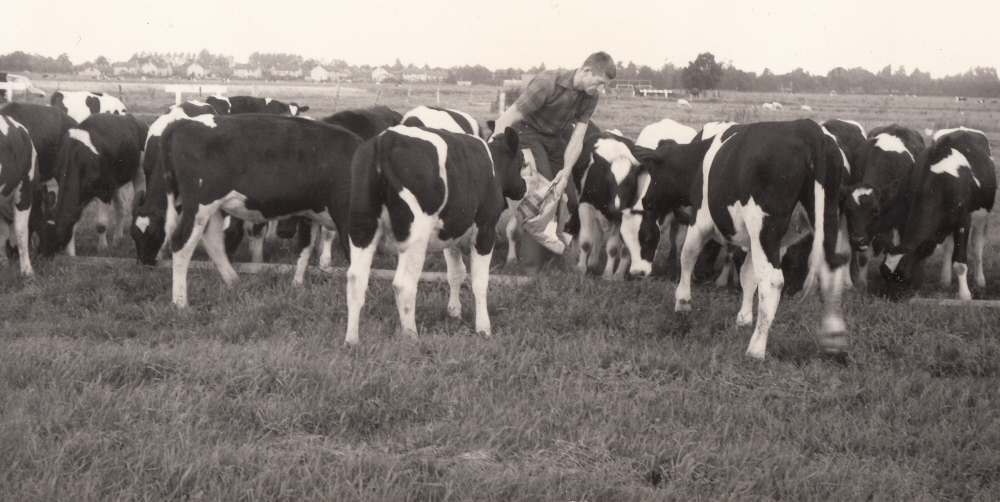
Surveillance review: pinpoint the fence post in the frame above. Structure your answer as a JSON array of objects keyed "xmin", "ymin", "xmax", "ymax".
[
  {"xmin": 119, "ymin": 84, "xmax": 123, "ymax": 102},
  {"xmin": 374, "ymin": 88, "xmax": 382, "ymax": 105},
  {"xmin": 332, "ymin": 80, "xmax": 342, "ymax": 112},
  {"xmin": 436, "ymin": 88, "xmax": 440, "ymax": 105},
  {"xmin": 499, "ymin": 91, "xmax": 506, "ymax": 113},
  {"xmin": 406, "ymin": 87, "xmax": 411, "ymax": 105}
]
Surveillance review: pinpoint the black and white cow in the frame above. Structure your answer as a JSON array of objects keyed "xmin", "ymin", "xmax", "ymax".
[
  {"xmin": 205, "ymin": 95, "xmax": 309, "ymax": 116},
  {"xmin": 401, "ymin": 105, "xmax": 488, "ymax": 139},
  {"xmin": 161, "ymin": 114, "xmax": 360, "ymax": 307},
  {"xmin": 624, "ymin": 119, "xmax": 851, "ymax": 359},
  {"xmin": 821, "ymin": 119, "xmax": 866, "ymax": 173},
  {"xmin": 50, "ymin": 91, "xmax": 128, "ymax": 123},
  {"xmin": 306, "ymin": 105, "xmax": 405, "ymax": 269},
  {"xmin": 345, "ymin": 126, "xmax": 526, "ymax": 345},
  {"xmin": 39, "ymin": 113, "xmax": 148, "ymax": 256},
  {"xmin": 0, "ymin": 103, "xmax": 78, "ymax": 244},
  {"xmin": 841, "ymin": 124, "xmax": 925, "ymax": 289},
  {"xmin": 635, "ymin": 118, "xmax": 697, "ymax": 148},
  {"xmin": 0, "ymin": 114, "xmax": 37, "ymax": 275},
  {"xmin": 880, "ymin": 127, "xmax": 995, "ymax": 300}
]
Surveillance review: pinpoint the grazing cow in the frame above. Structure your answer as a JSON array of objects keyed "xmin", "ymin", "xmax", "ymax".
[
  {"xmin": 0, "ymin": 114, "xmax": 37, "ymax": 275},
  {"xmin": 800, "ymin": 105, "xmax": 812, "ymax": 111},
  {"xmin": 0, "ymin": 103, "xmax": 78, "ymax": 244},
  {"xmin": 345, "ymin": 126, "xmax": 526, "ymax": 345},
  {"xmin": 50, "ymin": 91, "xmax": 128, "ymax": 123},
  {"xmin": 40, "ymin": 113, "xmax": 147, "ymax": 257},
  {"xmin": 311, "ymin": 105, "xmax": 404, "ymax": 268},
  {"xmin": 205, "ymin": 95, "xmax": 309, "ymax": 116},
  {"xmin": 762, "ymin": 103, "xmax": 775, "ymax": 110},
  {"xmin": 841, "ymin": 124, "xmax": 924, "ymax": 289},
  {"xmin": 881, "ymin": 128, "xmax": 995, "ymax": 300},
  {"xmin": 626, "ymin": 120, "xmax": 851, "ymax": 359},
  {"xmin": 635, "ymin": 118, "xmax": 697, "ymax": 148},
  {"xmin": 162, "ymin": 115, "xmax": 361, "ymax": 307},
  {"xmin": 571, "ymin": 129, "xmax": 641, "ymax": 278},
  {"xmin": 401, "ymin": 105, "xmax": 487, "ymax": 139},
  {"xmin": 676, "ymin": 99, "xmax": 692, "ymax": 109},
  {"xmin": 956, "ymin": 96, "xmax": 968, "ymax": 102},
  {"xmin": 772, "ymin": 102, "xmax": 783, "ymax": 110}
]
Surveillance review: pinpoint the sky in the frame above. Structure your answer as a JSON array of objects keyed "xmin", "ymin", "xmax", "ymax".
[{"xmin": 3, "ymin": 0, "xmax": 999, "ymax": 78}]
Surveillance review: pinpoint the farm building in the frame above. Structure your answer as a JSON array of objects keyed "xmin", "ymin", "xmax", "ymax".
[
  {"xmin": 371, "ymin": 67, "xmax": 390, "ymax": 83},
  {"xmin": 234, "ymin": 64, "xmax": 262, "ymax": 79},
  {"xmin": 186, "ymin": 63, "xmax": 208, "ymax": 78}
]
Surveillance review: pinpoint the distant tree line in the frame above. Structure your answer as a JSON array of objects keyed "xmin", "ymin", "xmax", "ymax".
[{"xmin": 2, "ymin": 50, "xmax": 998, "ymax": 97}]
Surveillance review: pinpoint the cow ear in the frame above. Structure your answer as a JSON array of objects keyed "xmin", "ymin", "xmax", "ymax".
[
  {"xmin": 631, "ymin": 145, "xmax": 660, "ymax": 164},
  {"xmin": 485, "ymin": 120, "xmax": 496, "ymax": 134},
  {"xmin": 298, "ymin": 105, "xmax": 310, "ymax": 113},
  {"xmin": 504, "ymin": 127, "xmax": 519, "ymax": 151}
]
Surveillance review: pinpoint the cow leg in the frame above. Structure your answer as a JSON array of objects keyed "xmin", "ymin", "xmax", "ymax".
[
  {"xmin": 111, "ymin": 187, "xmax": 128, "ymax": 243},
  {"xmin": 246, "ymin": 221, "xmax": 266, "ymax": 263},
  {"xmin": 172, "ymin": 202, "xmax": 221, "ymax": 308},
  {"xmin": 393, "ymin": 226, "xmax": 432, "ymax": 340},
  {"xmin": 854, "ymin": 248, "xmax": 872, "ymax": 291},
  {"xmin": 318, "ymin": 227, "xmax": 337, "ymax": 272},
  {"xmin": 589, "ymin": 213, "xmax": 609, "ymax": 274},
  {"xmin": 470, "ymin": 247, "xmax": 494, "ymax": 337},
  {"xmin": 675, "ymin": 217, "xmax": 714, "ymax": 312},
  {"xmin": 736, "ymin": 250, "xmax": 757, "ymax": 326},
  {"xmin": 952, "ymin": 215, "xmax": 973, "ymax": 300},
  {"xmin": 970, "ymin": 209, "xmax": 989, "ymax": 288},
  {"xmin": 0, "ymin": 220, "xmax": 9, "ymax": 266},
  {"xmin": 293, "ymin": 220, "xmax": 320, "ymax": 285},
  {"xmin": 161, "ymin": 194, "xmax": 179, "ymax": 260},
  {"xmin": 715, "ymin": 250, "xmax": 734, "ymax": 287},
  {"xmin": 443, "ymin": 247, "xmax": 467, "ymax": 318},
  {"xmin": 602, "ymin": 224, "xmax": 623, "ymax": 280},
  {"xmin": 744, "ymin": 217, "xmax": 785, "ymax": 360},
  {"xmin": 613, "ymin": 237, "xmax": 631, "ymax": 280},
  {"xmin": 577, "ymin": 203, "xmax": 599, "ymax": 274},
  {"xmin": 200, "ymin": 210, "xmax": 239, "ymax": 286},
  {"xmin": 939, "ymin": 235, "xmax": 954, "ymax": 286},
  {"xmin": 505, "ymin": 216, "xmax": 519, "ymax": 265},
  {"xmin": 95, "ymin": 199, "xmax": 111, "ymax": 251},
  {"xmin": 345, "ymin": 226, "xmax": 383, "ymax": 346},
  {"xmin": 67, "ymin": 222, "xmax": 78, "ymax": 257}
]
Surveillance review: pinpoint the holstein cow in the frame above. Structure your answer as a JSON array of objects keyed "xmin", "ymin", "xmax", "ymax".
[
  {"xmin": 161, "ymin": 114, "xmax": 360, "ymax": 307},
  {"xmin": 626, "ymin": 120, "xmax": 851, "ymax": 359},
  {"xmin": 311, "ymin": 105, "xmax": 404, "ymax": 269},
  {"xmin": 401, "ymin": 105, "xmax": 488, "ymax": 139},
  {"xmin": 40, "ymin": 113, "xmax": 148, "ymax": 257},
  {"xmin": 132, "ymin": 101, "xmax": 257, "ymax": 264},
  {"xmin": 841, "ymin": 124, "xmax": 924, "ymax": 289},
  {"xmin": 881, "ymin": 127, "xmax": 995, "ymax": 300},
  {"xmin": 205, "ymin": 95, "xmax": 309, "ymax": 116},
  {"xmin": 635, "ymin": 118, "xmax": 698, "ymax": 148},
  {"xmin": 0, "ymin": 114, "xmax": 37, "ymax": 275},
  {"xmin": 345, "ymin": 126, "xmax": 526, "ymax": 345},
  {"xmin": 50, "ymin": 91, "xmax": 128, "ymax": 123},
  {"xmin": 0, "ymin": 103, "xmax": 78, "ymax": 247}
]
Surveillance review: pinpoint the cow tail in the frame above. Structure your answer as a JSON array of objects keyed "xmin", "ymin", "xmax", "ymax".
[
  {"xmin": 346, "ymin": 134, "xmax": 386, "ymax": 254},
  {"xmin": 799, "ymin": 129, "xmax": 848, "ymax": 301}
]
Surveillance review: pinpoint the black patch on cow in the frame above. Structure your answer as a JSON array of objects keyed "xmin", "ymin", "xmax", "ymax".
[{"xmin": 85, "ymin": 95, "xmax": 101, "ymax": 114}]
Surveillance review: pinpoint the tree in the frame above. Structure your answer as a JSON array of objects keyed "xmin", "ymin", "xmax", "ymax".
[{"xmin": 681, "ymin": 53, "xmax": 724, "ymax": 92}]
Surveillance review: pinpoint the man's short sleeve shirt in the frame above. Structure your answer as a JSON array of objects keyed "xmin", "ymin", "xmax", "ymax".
[{"xmin": 514, "ymin": 69, "xmax": 599, "ymax": 136}]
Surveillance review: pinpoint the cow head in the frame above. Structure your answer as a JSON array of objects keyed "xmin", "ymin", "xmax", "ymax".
[
  {"xmin": 487, "ymin": 127, "xmax": 527, "ymax": 201},
  {"xmin": 619, "ymin": 168, "xmax": 662, "ymax": 278},
  {"xmin": 879, "ymin": 241, "xmax": 935, "ymax": 300},
  {"xmin": 130, "ymin": 191, "xmax": 168, "ymax": 265},
  {"xmin": 841, "ymin": 184, "xmax": 882, "ymax": 251},
  {"xmin": 587, "ymin": 133, "xmax": 642, "ymax": 214}
]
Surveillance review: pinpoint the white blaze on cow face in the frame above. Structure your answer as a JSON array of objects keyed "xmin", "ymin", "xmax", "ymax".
[
  {"xmin": 884, "ymin": 253, "xmax": 903, "ymax": 272},
  {"xmin": 852, "ymin": 187, "xmax": 874, "ymax": 205},
  {"xmin": 69, "ymin": 129, "xmax": 100, "ymax": 155},
  {"xmin": 389, "ymin": 126, "xmax": 449, "ymax": 210},
  {"xmin": 930, "ymin": 149, "xmax": 980, "ymax": 186},
  {"xmin": 874, "ymin": 133, "xmax": 914, "ymax": 161},
  {"xmin": 289, "ymin": 104, "xmax": 299, "ymax": 116},
  {"xmin": 264, "ymin": 98, "xmax": 272, "ymax": 106},
  {"xmin": 134, "ymin": 216, "xmax": 151, "ymax": 232}
]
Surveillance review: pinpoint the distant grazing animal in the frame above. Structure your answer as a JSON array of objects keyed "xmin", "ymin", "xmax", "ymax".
[
  {"xmin": 159, "ymin": 114, "xmax": 361, "ymax": 308},
  {"xmin": 772, "ymin": 102, "xmax": 783, "ymax": 110},
  {"xmin": 676, "ymin": 99, "xmax": 691, "ymax": 109},
  {"xmin": 401, "ymin": 105, "xmax": 488, "ymax": 139},
  {"xmin": 881, "ymin": 128, "xmax": 995, "ymax": 300},
  {"xmin": 49, "ymin": 91, "xmax": 128, "ymax": 123},
  {"xmin": 40, "ymin": 113, "xmax": 148, "ymax": 257},
  {"xmin": 623, "ymin": 119, "xmax": 851, "ymax": 359},
  {"xmin": 344, "ymin": 126, "xmax": 526, "ymax": 344},
  {"xmin": 800, "ymin": 104, "xmax": 812, "ymax": 111},
  {"xmin": 0, "ymin": 113, "xmax": 38, "ymax": 276},
  {"xmin": 762, "ymin": 102, "xmax": 774, "ymax": 110},
  {"xmin": 0, "ymin": 103, "xmax": 77, "ymax": 245},
  {"xmin": 635, "ymin": 118, "xmax": 697, "ymax": 148},
  {"xmin": 955, "ymin": 96, "xmax": 968, "ymax": 102},
  {"xmin": 841, "ymin": 124, "xmax": 925, "ymax": 289},
  {"xmin": 205, "ymin": 95, "xmax": 309, "ymax": 116}
]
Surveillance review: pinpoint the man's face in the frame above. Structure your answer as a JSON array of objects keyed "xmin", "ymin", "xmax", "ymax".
[{"xmin": 581, "ymin": 68, "xmax": 610, "ymax": 96}]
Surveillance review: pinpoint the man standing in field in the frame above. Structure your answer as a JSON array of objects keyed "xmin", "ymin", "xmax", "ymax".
[{"xmin": 491, "ymin": 51, "xmax": 616, "ymax": 274}]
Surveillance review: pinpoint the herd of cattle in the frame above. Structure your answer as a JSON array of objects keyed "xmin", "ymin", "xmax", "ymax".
[{"xmin": 0, "ymin": 90, "xmax": 995, "ymax": 359}]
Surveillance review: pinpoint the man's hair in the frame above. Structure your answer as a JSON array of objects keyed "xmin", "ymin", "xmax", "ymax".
[{"xmin": 582, "ymin": 52, "xmax": 616, "ymax": 80}]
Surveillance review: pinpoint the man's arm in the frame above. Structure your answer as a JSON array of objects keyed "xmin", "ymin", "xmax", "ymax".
[
  {"xmin": 553, "ymin": 121, "xmax": 589, "ymax": 187},
  {"xmin": 489, "ymin": 104, "xmax": 524, "ymax": 139}
]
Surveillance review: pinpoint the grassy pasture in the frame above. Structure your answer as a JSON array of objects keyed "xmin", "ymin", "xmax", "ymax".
[{"xmin": 2, "ymin": 82, "xmax": 1000, "ymax": 500}]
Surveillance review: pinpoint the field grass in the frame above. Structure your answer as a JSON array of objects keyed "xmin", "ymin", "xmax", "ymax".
[{"xmin": 2, "ymin": 81, "xmax": 1000, "ymax": 500}]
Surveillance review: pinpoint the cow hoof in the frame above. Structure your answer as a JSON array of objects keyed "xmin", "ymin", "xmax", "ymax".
[
  {"xmin": 819, "ymin": 332, "xmax": 850, "ymax": 358},
  {"xmin": 401, "ymin": 328, "xmax": 418, "ymax": 340},
  {"xmin": 745, "ymin": 348, "xmax": 766, "ymax": 360},
  {"xmin": 344, "ymin": 337, "xmax": 359, "ymax": 347},
  {"xmin": 447, "ymin": 305, "xmax": 461, "ymax": 318},
  {"xmin": 736, "ymin": 311, "xmax": 753, "ymax": 326},
  {"xmin": 674, "ymin": 299, "xmax": 692, "ymax": 312},
  {"xmin": 477, "ymin": 329, "xmax": 492, "ymax": 338}
]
